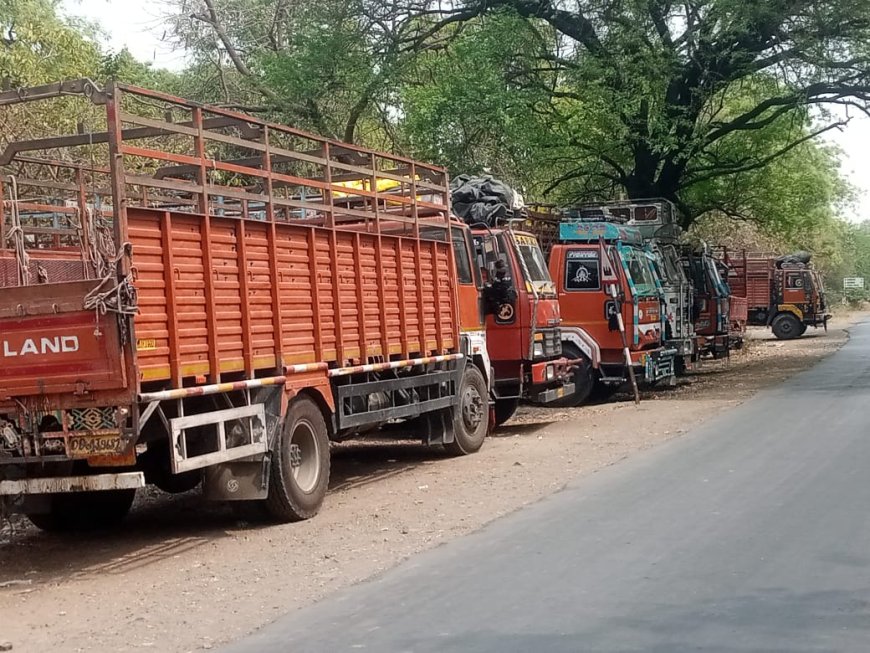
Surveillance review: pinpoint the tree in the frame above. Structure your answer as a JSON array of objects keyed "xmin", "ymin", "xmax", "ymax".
[
  {"xmin": 398, "ymin": 0, "xmax": 870, "ymax": 224},
  {"xmin": 165, "ymin": 0, "xmax": 427, "ymax": 144}
]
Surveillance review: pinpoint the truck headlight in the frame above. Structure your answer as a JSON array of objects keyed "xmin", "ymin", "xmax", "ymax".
[{"xmin": 533, "ymin": 342, "xmax": 544, "ymax": 358}]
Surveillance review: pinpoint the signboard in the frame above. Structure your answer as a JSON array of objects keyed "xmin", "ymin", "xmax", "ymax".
[{"xmin": 843, "ymin": 277, "xmax": 865, "ymax": 290}]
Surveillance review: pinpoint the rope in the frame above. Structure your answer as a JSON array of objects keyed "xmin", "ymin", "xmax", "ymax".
[
  {"xmin": 4, "ymin": 176, "xmax": 31, "ymax": 286},
  {"xmin": 82, "ymin": 239, "xmax": 139, "ymax": 341}
]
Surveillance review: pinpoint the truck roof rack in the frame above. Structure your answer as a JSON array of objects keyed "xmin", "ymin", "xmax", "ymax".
[{"xmin": 0, "ymin": 79, "xmax": 452, "ymax": 253}]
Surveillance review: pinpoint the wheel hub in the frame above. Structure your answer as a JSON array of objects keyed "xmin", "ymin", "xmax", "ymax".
[
  {"xmin": 289, "ymin": 443, "xmax": 303, "ymax": 468},
  {"xmin": 461, "ymin": 387, "xmax": 483, "ymax": 430}
]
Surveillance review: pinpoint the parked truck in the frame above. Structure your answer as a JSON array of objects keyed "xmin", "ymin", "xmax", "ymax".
[
  {"xmin": 0, "ymin": 80, "xmax": 492, "ymax": 530},
  {"xmin": 448, "ymin": 176, "xmax": 572, "ymax": 425},
  {"xmin": 572, "ymin": 200, "xmax": 696, "ymax": 373},
  {"xmin": 725, "ymin": 250, "xmax": 830, "ymax": 340},
  {"xmin": 682, "ymin": 244, "xmax": 733, "ymax": 357},
  {"xmin": 525, "ymin": 210, "xmax": 677, "ymax": 405},
  {"xmin": 470, "ymin": 225, "xmax": 572, "ymax": 425}
]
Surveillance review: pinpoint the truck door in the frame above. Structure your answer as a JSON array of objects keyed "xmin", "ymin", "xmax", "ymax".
[
  {"xmin": 473, "ymin": 233, "xmax": 524, "ymax": 379},
  {"xmin": 783, "ymin": 270, "xmax": 810, "ymax": 306}
]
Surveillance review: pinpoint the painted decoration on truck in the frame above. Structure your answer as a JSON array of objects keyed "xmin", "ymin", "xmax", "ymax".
[{"xmin": 565, "ymin": 250, "xmax": 601, "ymax": 291}]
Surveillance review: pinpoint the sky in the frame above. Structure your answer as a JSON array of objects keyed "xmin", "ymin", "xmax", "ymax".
[{"xmin": 61, "ymin": 0, "xmax": 870, "ymax": 223}]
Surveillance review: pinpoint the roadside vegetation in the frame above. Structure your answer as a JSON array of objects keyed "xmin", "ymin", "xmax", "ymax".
[{"xmin": 4, "ymin": 0, "xmax": 870, "ymax": 282}]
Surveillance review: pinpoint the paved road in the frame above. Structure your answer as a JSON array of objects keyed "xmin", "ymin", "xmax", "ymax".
[{"xmin": 224, "ymin": 322, "xmax": 870, "ymax": 653}]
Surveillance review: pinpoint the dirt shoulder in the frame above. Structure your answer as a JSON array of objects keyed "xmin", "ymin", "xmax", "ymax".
[{"xmin": 0, "ymin": 314, "xmax": 863, "ymax": 653}]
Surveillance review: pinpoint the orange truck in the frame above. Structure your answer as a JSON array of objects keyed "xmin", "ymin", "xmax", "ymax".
[
  {"xmin": 471, "ymin": 226, "xmax": 572, "ymax": 425},
  {"xmin": 525, "ymin": 212, "xmax": 677, "ymax": 405},
  {"xmin": 0, "ymin": 80, "xmax": 492, "ymax": 530},
  {"xmin": 724, "ymin": 250, "xmax": 830, "ymax": 339}
]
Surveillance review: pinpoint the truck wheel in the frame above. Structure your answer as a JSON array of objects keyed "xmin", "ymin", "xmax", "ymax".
[
  {"xmin": 446, "ymin": 365, "xmax": 488, "ymax": 455},
  {"xmin": 798, "ymin": 323, "xmax": 808, "ymax": 336},
  {"xmin": 550, "ymin": 344, "xmax": 594, "ymax": 407},
  {"xmin": 264, "ymin": 395, "xmax": 330, "ymax": 522},
  {"xmin": 493, "ymin": 398, "xmax": 519, "ymax": 427},
  {"xmin": 772, "ymin": 313, "xmax": 802, "ymax": 340},
  {"xmin": 26, "ymin": 489, "xmax": 136, "ymax": 532}
]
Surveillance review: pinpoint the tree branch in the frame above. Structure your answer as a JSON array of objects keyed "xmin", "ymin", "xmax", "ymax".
[{"xmin": 685, "ymin": 120, "xmax": 849, "ymax": 187}]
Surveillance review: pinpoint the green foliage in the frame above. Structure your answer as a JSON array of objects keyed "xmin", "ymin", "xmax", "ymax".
[{"xmin": 0, "ymin": 0, "xmax": 102, "ymax": 85}]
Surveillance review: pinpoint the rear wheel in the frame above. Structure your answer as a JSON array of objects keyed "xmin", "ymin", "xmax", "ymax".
[
  {"xmin": 798, "ymin": 322, "xmax": 808, "ymax": 336},
  {"xmin": 446, "ymin": 365, "xmax": 488, "ymax": 455},
  {"xmin": 772, "ymin": 313, "xmax": 802, "ymax": 340},
  {"xmin": 26, "ymin": 489, "xmax": 136, "ymax": 532},
  {"xmin": 493, "ymin": 398, "xmax": 520, "ymax": 427},
  {"xmin": 264, "ymin": 395, "xmax": 330, "ymax": 522},
  {"xmin": 550, "ymin": 343, "xmax": 594, "ymax": 407}
]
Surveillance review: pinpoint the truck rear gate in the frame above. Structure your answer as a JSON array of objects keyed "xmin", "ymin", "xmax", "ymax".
[{"xmin": 0, "ymin": 80, "xmax": 488, "ymax": 527}]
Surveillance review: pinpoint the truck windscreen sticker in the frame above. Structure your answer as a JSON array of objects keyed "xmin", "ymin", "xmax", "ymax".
[{"xmin": 566, "ymin": 250, "xmax": 601, "ymax": 291}]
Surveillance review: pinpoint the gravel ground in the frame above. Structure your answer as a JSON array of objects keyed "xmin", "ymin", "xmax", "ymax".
[{"xmin": 0, "ymin": 315, "xmax": 861, "ymax": 653}]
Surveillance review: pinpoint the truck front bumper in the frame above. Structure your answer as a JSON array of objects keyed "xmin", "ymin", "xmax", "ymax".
[
  {"xmin": 529, "ymin": 383, "xmax": 576, "ymax": 405},
  {"xmin": 638, "ymin": 348, "xmax": 677, "ymax": 383}
]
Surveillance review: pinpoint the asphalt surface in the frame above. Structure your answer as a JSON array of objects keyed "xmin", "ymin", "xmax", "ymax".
[{"xmin": 224, "ymin": 321, "xmax": 870, "ymax": 653}]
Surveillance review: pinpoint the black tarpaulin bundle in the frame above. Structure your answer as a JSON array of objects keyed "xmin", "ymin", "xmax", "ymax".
[
  {"xmin": 775, "ymin": 251, "xmax": 812, "ymax": 268},
  {"xmin": 450, "ymin": 174, "xmax": 523, "ymax": 226}
]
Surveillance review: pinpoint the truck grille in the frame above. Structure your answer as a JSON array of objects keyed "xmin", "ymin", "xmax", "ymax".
[{"xmin": 539, "ymin": 328, "xmax": 562, "ymax": 358}]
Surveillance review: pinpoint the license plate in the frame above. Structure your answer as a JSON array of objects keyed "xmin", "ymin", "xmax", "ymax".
[
  {"xmin": 68, "ymin": 433, "xmax": 126, "ymax": 458},
  {"xmin": 556, "ymin": 387, "xmax": 565, "ymax": 398}
]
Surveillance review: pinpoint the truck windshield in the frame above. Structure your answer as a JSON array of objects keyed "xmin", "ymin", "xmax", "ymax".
[
  {"xmin": 623, "ymin": 247, "xmax": 658, "ymax": 296},
  {"xmin": 514, "ymin": 238, "xmax": 551, "ymax": 283},
  {"xmin": 706, "ymin": 257, "xmax": 728, "ymax": 297},
  {"xmin": 659, "ymin": 246, "xmax": 685, "ymax": 284}
]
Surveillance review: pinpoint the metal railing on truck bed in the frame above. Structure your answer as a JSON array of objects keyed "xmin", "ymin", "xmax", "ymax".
[{"xmin": 0, "ymin": 81, "xmax": 480, "ymax": 523}]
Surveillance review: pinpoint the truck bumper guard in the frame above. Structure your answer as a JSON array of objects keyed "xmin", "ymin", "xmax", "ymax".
[{"xmin": 0, "ymin": 472, "xmax": 145, "ymax": 496}]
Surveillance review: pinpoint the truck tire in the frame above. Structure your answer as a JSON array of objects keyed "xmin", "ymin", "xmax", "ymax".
[
  {"xmin": 798, "ymin": 323, "xmax": 808, "ymax": 336},
  {"xmin": 446, "ymin": 365, "xmax": 489, "ymax": 455},
  {"xmin": 772, "ymin": 313, "xmax": 802, "ymax": 340},
  {"xmin": 550, "ymin": 344, "xmax": 594, "ymax": 407},
  {"xmin": 493, "ymin": 398, "xmax": 519, "ymax": 427},
  {"xmin": 264, "ymin": 395, "xmax": 330, "ymax": 522},
  {"xmin": 26, "ymin": 489, "xmax": 136, "ymax": 532}
]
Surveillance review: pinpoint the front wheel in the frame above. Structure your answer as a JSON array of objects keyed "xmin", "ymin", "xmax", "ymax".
[
  {"xmin": 772, "ymin": 313, "xmax": 802, "ymax": 340},
  {"xmin": 264, "ymin": 395, "xmax": 331, "ymax": 522},
  {"xmin": 550, "ymin": 343, "xmax": 594, "ymax": 407},
  {"xmin": 26, "ymin": 489, "xmax": 136, "ymax": 532},
  {"xmin": 446, "ymin": 365, "xmax": 489, "ymax": 455}
]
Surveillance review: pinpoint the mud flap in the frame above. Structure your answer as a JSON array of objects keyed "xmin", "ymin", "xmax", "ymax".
[
  {"xmin": 203, "ymin": 458, "xmax": 270, "ymax": 501},
  {"xmin": 423, "ymin": 408, "xmax": 455, "ymax": 446}
]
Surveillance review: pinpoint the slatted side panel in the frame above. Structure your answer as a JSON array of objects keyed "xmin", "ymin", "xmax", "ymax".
[
  {"xmin": 358, "ymin": 234, "xmax": 383, "ymax": 359},
  {"xmin": 243, "ymin": 221, "xmax": 278, "ymax": 369},
  {"xmin": 313, "ymin": 230, "xmax": 337, "ymax": 361},
  {"xmin": 435, "ymin": 243, "xmax": 456, "ymax": 350},
  {"xmin": 128, "ymin": 211, "xmax": 170, "ymax": 379},
  {"xmin": 130, "ymin": 207, "xmax": 457, "ymax": 385},
  {"xmin": 381, "ymin": 239, "xmax": 403, "ymax": 355},
  {"xmin": 746, "ymin": 259, "xmax": 772, "ymax": 309},
  {"xmin": 210, "ymin": 220, "xmax": 245, "ymax": 372},
  {"xmin": 171, "ymin": 215, "xmax": 210, "ymax": 375},
  {"xmin": 275, "ymin": 225, "xmax": 316, "ymax": 364}
]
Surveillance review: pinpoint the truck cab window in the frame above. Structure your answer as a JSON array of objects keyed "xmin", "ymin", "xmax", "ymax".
[
  {"xmin": 786, "ymin": 272, "xmax": 805, "ymax": 290},
  {"xmin": 452, "ymin": 231, "xmax": 474, "ymax": 285}
]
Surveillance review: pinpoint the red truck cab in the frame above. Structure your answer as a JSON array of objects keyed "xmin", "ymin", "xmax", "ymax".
[
  {"xmin": 546, "ymin": 221, "xmax": 677, "ymax": 405},
  {"xmin": 471, "ymin": 227, "xmax": 572, "ymax": 425},
  {"xmin": 683, "ymin": 248, "xmax": 731, "ymax": 357}
]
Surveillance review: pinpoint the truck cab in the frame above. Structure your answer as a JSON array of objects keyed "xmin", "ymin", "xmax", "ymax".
[
  {"xmin": 576, "ymin": 200, "xmax": 696, "ymax": 372},
  {"xmin": 546, "ymin": 220, "xmax": 677, "ymax": 406},
  {"xmin": 683, "ymin": 247, "xmax": 731, "ymax": 357},
  {"xmin": 471, "ymin": 227, "xmax": 572, "ymax": 426}
]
